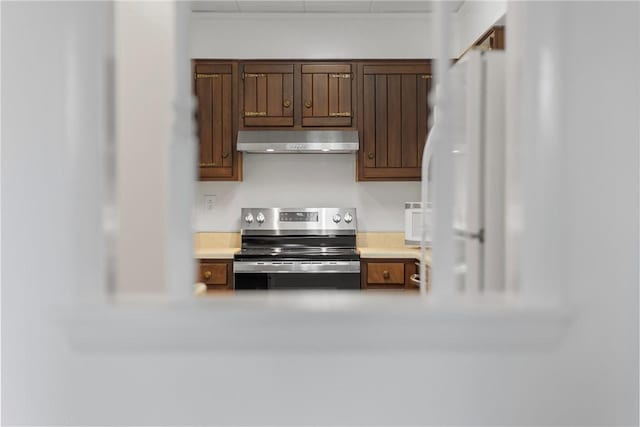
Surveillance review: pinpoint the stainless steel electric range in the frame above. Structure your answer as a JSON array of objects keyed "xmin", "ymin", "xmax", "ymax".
[{"xmin": 233, "ymin": 208, "xmax": 360, "ymax": 290}]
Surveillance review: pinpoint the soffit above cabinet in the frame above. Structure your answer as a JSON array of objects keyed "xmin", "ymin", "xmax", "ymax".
[{"xmin": 191, "ymin": 0, "xmax": 465, "ymax": 14}]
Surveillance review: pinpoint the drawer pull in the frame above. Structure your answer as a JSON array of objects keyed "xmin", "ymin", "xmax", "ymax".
[
  {"xmin": 329, "ymin": 112, "xmax": 352, "ymax": 117},
  {"xmin": 203, "ymin": 270, "xmax": 212, "ymax": 280},
  {"xmin": 383, "ymin": 270, "xmax": 390, "ymax": 279},
  {"xmin": 409, "ymin": 273, "xmax": 420, "ymax": 285}
]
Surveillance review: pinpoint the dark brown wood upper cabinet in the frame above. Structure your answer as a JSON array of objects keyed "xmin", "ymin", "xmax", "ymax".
[
  {"xmin": 194, "ymin": 61, "xmax": 241, "ymax": 181},
  {"xmin": 476, "ymin": 26, "xmax": 505, "ymax": 51},
  {"xmin": 193, "ymin": 59, "xmax": 434, "ymax": 182},
  {"xmin": 357, "ymin": 62, "xmax": 431, "ymax": 181},
  {"xmin": 301, "ymin": 64, "xmax": 353, "ymax": 127},
  {"xmin": 241, "ymin": 63, "xmax": 294, "ymax": 127}
]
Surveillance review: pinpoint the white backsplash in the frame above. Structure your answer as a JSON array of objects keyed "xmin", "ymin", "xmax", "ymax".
[{"xmin": 194, "ymin": 153, "xmax": 420, "ymax": 232}]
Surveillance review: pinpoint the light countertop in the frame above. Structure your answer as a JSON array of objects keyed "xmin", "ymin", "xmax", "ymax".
[
  {"xmin": 195, "ymin": 248, "xmax": 240, "ymax": 259},
  {"xmin": 195, "ymin": 232, "xmax": 430, "ymax": 264},
  {"xmin": 355, "ymin": 232, "xmax": 431, "ymax": 264},
  {"xmin": 194, "ymin": 233, "xmax": 240, "ymax": 259}
]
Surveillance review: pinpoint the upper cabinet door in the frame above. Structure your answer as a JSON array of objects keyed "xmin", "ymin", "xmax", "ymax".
[
  {"xmin": 358, "ymin": 63, "xmax": 431, "ymax": 181},
  {"xmin": 242, "ymin": 64, "xmax": 294, "ymax": 127},
  {"xmin": 301, "ymin": 64, "xmax": 353, "ymax": 127},
  {"xmin": 476, "ymin": 26, "xmax": 505, "ymax": 51},
  {"xmin": 194, "ymin": 62, "xmax": 240, "ymax": 180}
]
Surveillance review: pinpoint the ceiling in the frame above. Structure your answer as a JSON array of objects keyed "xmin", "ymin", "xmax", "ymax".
[{"xmin": 191, "ymin": 0, "xmax": 465, "ymax": 14}]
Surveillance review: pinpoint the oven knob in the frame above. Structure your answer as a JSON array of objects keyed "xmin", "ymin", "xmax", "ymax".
[
  {"xmin": 244, "ymin": 213, "xmax": 254, "ymax": 224},
  {"xmin": 256, "ymin": 212, "xmax": 265, "ymax": 224},
  {"xmin": 344, "ymin": 212, "xmax": 353, "ymax": 223},
  {"xmin": 333, "ymin": 213, "xmax": 342, "ymax": 223}
]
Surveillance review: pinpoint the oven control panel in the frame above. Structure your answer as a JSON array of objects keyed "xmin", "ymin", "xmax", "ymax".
[{"xmin": 240, "ymin": 207, "xmax": 357, "ymax": 233}]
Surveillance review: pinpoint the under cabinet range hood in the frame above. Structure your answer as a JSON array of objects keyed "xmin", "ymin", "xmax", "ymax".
[{"xmin": 237, "ymin": 130, "xmax": 359, "ymax": 153}]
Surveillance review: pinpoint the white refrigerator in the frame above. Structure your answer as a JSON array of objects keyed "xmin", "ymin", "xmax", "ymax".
[{"xmin": 423, "ymin": 50, "xmax": 506, "ymax": 295}]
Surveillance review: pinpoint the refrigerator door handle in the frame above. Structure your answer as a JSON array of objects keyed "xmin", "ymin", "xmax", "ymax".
[{"xmin": 453, "ymin": 227, "xmax": 485, "ymax": 243}]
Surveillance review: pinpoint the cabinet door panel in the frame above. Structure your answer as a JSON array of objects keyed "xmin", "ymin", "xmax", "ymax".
[
  {"xmin": 195, "ymin": 70, "xmax": 235, "ymax": 178},
  {"xmin": 282, "ymin": 73, "xmax": 293, "ymax": 117},
  {"xmin": 374, "ymin": 75, "xmax": 387, "ymax": 167},
  {"xmin": 401, "ymin": 74, "xmax": 418, "ymax": 168},
  {"xmin": 361, "ymin": 258, "xmax": 419, "ymax": 290},
  {"xmin": 212, "ymin": 75, "xmax": 223, "ymax": 165},
  {"xmin": 302, "ymin": 63, "xmax": 353, "ymax": 127},
  {"xmin": 267, "ymin": 74, "xmax": 283, "ymax": 117},
  {"xmin": 417, "ymin": 74, "xmax": 431, "ymax": 168},
  {"xmin": 302, "ymin": 73, "xmax": 312, "ymax": 118},
  {"xmin": 256, "ymin": 75, "xmax": 268, "ymax": 114},
  {"xmin": 222, "ymin": 73, "xmax": 233, "ymax": 167},
  {"xmin": 197, "ymin": 260, "xmax": 234, "ymax": 292},
  {"xmin": 368, "ymin": 263, "xmax": 405, "ymax": 285},
  {"xmin": 244, "ymin": 75, "xmax": 257, "ymax": 115},
  {"xmin": 329, "ymin": 76, "xmax": 339, "ymax": 116},
  {"xmin": 196, "ymin": 76, "xmax": 213, "ymax": 166},
  {"xmin": 387, "ymin": 75, "xmax": 402, "ymax": 168},
  {"xmin": 242, "ymin": 63, "xmax": 294, "ymax": 127},
  {"xmin": 312, "ymin": 73, "xmax": 329, "ymax": 117},
  {"xmin": 359, "ymin": 62, "xmax": 431, "ymax": 181},
  {"xmin": 339, "ymin": 77, "xmax": 351, "ymax": 118},
  {"xmin": 363, "ymin": 74, "xmax": 376, "ymax": 168}
]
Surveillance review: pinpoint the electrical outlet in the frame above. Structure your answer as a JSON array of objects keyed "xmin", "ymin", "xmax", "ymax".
[{"xmin": 203, "ymin": 195, "xmax": 216, "ymax": 212}]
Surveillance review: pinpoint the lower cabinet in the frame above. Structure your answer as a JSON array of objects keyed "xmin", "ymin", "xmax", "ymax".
[
  {"xmin": 361, "ymin": 258, "xmax": 425, "ymax": 291},
  {"xmin": 196, "ymin": 258, "xmax": 428, "ymax": 292},
  {"xmin": 197, "ymin": 259, "xmax": 233, "ymax": 292}
]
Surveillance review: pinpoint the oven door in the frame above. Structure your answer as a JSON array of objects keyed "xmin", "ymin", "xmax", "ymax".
[{"xmin": 233, "ymin": 260, "xmax": 361, "ymax": 290}]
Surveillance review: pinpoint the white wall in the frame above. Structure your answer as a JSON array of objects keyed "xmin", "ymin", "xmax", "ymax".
[
  {"xmin": 191, "ymin": 12, "xmax": 437, "ymax": 59},
  {"xmin": 453, "ymin": 1, "xmax": 506, "ymax": 56},
  {"xmin": 1, "ymin": 0, "xmax": 111, "ymax": 420},
  {"xmin": 196, "ymin": 154, "xmax": 419, "ymax": 231},
  {"xmin": 115, "ymin": 2, "xmax": 175, "ymax": 293},
  {"xmin": 2, "ymin": 2, "xmax": 638, "ymax": 426}
]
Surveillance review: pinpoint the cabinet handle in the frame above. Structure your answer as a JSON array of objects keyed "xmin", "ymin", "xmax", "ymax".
[
  {"xmin": 195, "ymin": 73, "xmax": 220, "ymax": 80},
  {"xmin": 383, "ymin": 270, "xmax": 390, "ymax": 279},
  {"xmin": 409, "ymin": 273, "xmax": 420, "ymax": 285},
  {"xmin": 329, "ymin": 73, "xmax": 352, "ymax": 79},
  {"xmin": 283, "ymin": 99, "xmax": 291, "ymax": 108},
  {"xmin": 329, "ymin": 112, "xmax": 352, "ymax": 117},
  {"xmin": 304, "ymin": 101, "xmax": 312, "ymax": 108},
  {"xmin": 244, "ymin": 111, "xmax": 267, "ymax": 117},
  {"xmin": 222, "ymin": 151, "xmax": 229, "ymax": 159},
  {"xmin": 203, "ymin": 270, "xmax": 212, "ymax": 280},
  {"xmin": 367, "ymin": 153, "xmax": 374, "ymax": 160}
]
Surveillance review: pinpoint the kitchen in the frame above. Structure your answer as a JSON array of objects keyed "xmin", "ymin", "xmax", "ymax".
[
  {"xmin": 191, "ymin": 2, "xmax": 506, "ymax": 294},
  {"xmin": 2, "ymin": 1, "xmax": 638, "ymax": 426}
]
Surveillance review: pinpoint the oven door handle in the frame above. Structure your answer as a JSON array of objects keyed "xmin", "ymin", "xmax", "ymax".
[{"xmin": 233, "ymin": 261, "xmax": 361, "ymax": 274}]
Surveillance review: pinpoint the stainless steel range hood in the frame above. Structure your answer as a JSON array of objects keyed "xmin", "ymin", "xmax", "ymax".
[{"xmin": 237, "ymin": 130, "xmax": 359, "ymax": 153}]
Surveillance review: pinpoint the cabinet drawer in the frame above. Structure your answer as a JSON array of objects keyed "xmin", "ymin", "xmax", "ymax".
[
  {"xmin": 367, "ymin": 263, "xmax": 405, "ymax": 284},
  {"xmin": 198, "ymin": 263, "xmax": 228, "ymax": 285}
]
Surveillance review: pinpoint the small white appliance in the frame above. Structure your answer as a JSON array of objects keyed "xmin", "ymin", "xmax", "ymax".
[{"xmin": 404, "ymin": 202, "xmax": 431, "ymax": 247}]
